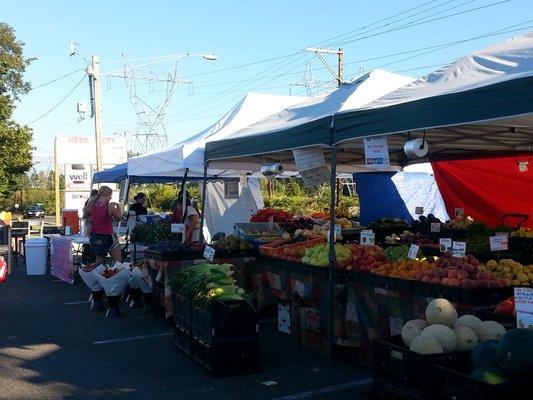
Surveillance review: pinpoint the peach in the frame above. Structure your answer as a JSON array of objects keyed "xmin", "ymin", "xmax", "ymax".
[
  {"xmin": 430, "ymin": 277, "xmax": 441, "ymax": 285},
  {"xmin": 448, "ymin": 278, "xmax": 460, "ymax": 287},
  {"xmin": 448, "ymin": 269, "xmax": 458, "ymax": 279}
]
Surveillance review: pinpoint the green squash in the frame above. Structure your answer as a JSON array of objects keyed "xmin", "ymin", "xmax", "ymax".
[
  {"xmin": 470, "ymin": 367, "xmax": 508, "ymax": 385},
  {"xmin": 471, "ymin": 340, "xmax": 499, "ymax": 370},
  {"xmin": 496, "ymin": 328, "xmax": 533, "ymax": 376}
]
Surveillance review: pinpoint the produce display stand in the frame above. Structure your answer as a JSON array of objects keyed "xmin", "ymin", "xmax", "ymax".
[
  {"xmin": 145, "ymin": 251, "xmax": 257, "ymax": 320},
  {"xmin": 172, "ymin": 294, "xmax": 260, "ymax": 376},
  {"xmin": 250, "ymin": 255, "xmax": 515, "ymax": 359}
]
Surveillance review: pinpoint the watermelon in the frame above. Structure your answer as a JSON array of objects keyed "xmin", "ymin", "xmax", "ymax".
[
  {"xmin": 496, "ymin": 328, "xmax": 533, "ymax": 376},
  {"xmin": 470, "ymin": 367, "xmax": 508, "ymax": 385},
  {"xmin": 471, "ymin": 340, "xmax": 499, "ymax": 369}
]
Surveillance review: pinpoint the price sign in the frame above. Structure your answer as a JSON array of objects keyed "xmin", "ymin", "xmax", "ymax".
[
  {"xmin": 360, "ymin": 230, "xmax": 375, "ymax": 246},
  {"xmin": 496, "ymin": 232, "xmax": 509, "ymax": 239},
  {"xmin": 452, "ymin": 241, "xmax": 466, "ymax": 258},
  {"xmin": 408, "ymin": 244, "xmax": 419, "ymax": 260},
  {"xmin": 439, "ymin": 238, "xmax": 452, "ymax": 252},
  {"xmin": 171, "ymin": 223, "xmax": 184, "ymax": 233},
  {"xmin": 430, "ymin": 223, "xmax": 441, "ymax": 233},
  {"xmin": 454, "ymin": 208, "xmax": 464, "ymax": 218},
  {"xmin": 514, "ymin": 287, "xmax": 533, "ymax": 328},
  {"xmin": 415, "ymin": 206, "xmax": 424, "ymax": 215},
  {"xmin": 203, "ymin": 245, "xmax": 216, "ymax": 261},
  {"xmin": 268, "ymin": 216, "xmax": 274, "ymax": 233},
  {"xmin": 489, "ymin": 235, "xmax": 508, "ymax": 251},
  {"xmin": 334, "ymin": 224, "xmax": 342, "ymax": 236}
]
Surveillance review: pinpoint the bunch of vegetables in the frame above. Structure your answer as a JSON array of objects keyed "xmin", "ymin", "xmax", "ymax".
[
  {"xmin": 250, "ymin": 208, "xmax": 293, "ymax": 222},
  {"xmin": 144, "ymin": 222, "xmax": 176, "ymax": 243},
  {"xmin": 168, "ymin": 263, "xmax": 246, "ymax": 307},
  {"xmin": 130, "ymin": 223, "xmax": 150, "ymax": 243}
]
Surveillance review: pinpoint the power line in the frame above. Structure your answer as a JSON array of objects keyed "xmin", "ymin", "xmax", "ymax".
[
  {"xmin": 26, "ymin": 75, "xmax": 86, "ymax": 125},
  {"xmin": 314, "ymin": 0, "xmax": 454, "ymax": 47},
  {"xmin": 331, "ymin": 0, "xmax": 511, "ymax": 47},
  {"xmin": 29, "ymin": 69, "xmax": 85, "ymax": 90}
]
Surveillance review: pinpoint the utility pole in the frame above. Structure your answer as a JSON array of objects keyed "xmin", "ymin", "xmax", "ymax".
[
  {"xmin": 303, "ymin": 47, "xmax": 344, "ymax": 86},
  {"xmin": 54, "ymin": 138, "xmax": 60, "ymax": 226},
  {"xmin": 87, "ymin": 55, "xmax": 104, "ymax": 171}
]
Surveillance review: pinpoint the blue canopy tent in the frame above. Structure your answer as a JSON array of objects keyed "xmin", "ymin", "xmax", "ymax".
[{"xmin": 92, "ymin": 162, "xmax": 188, "ymax": 184}]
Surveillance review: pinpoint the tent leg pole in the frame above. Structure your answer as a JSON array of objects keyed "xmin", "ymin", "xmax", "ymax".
[
  {"xmin": 180, "ymin": 168, "xmax": 189, "ymax": 244},
  {"xmin": 199, "ymin": 163, "xmax": 208, "ymax": 243},
  {"xmin": 327, "ymin": 145, "xmax": 337, "ymax": 359}
]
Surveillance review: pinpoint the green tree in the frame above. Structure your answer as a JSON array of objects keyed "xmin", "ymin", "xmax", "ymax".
[{"xmin": 0, "ymin": 22, "xmax": 34, "ymax": 201}]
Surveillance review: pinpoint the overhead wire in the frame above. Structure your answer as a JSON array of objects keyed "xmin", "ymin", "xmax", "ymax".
[
  {"xmin": 26, "ymin": 75, "xmax": 86, "ymax": 125},
  {"xmin": 29, "ymin": 69, "xmax": 85, "ymax": 90}
]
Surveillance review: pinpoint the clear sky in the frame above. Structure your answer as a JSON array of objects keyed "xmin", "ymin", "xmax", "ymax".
[{"xmin": 2, "ymin": 0, "xmax": 532, "ymax": 171}]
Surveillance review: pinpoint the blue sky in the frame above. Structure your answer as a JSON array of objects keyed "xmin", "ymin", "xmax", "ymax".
[{"xmin": 2, "ymin": 0, "xmax": 532, "ymax": 170}]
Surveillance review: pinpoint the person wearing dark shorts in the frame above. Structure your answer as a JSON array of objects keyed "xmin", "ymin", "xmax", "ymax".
[{"xmin": 83, "ymin": 186, "xmax": 123, "ymax": 264}]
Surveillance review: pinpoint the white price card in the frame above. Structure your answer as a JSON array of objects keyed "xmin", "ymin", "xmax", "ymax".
[
  {"xmin": 439, "ymin": 238, "xmax": 452, "ymax": 252},
  {"xmin": 268, "ymin": 216, "xmax": 274, "ymax": 233},
  {"xmin": 514, "ymin": 287, "xmax": 533, "ymax": 328},
  {"xmin": 430, "ymin": 222, "xmax": 441, "ymax": 233},
  {"xmin": 489, "ymin": 235, "xmax": 508, "ymax": 251},
  {"xmin": 496, "ymin": 232, "xmax": 509, "ymax": 239},
  {"xmin": 415, "ymin": 206, "xmax": 424, "ymax": 215},
  {"xmin": 452, "ymin": 241, "xmax": 466, "ymax": 258},
  {"xmin": 360, "ymin": 230, "xmax": 375, "ymax": 246},
  {"xmin": 334, "ymin": 224, "xmax": 342, "ymax": 236},
  {"xmin": 171, "ymin": 223, "xmax": 184, "ymax": 233},
  {"xmin": 203, "ymin": 245, "xmax": 216, "ymax": 261},
  {"xmin": 454, "ymin": 208, "xmax": 465, "ymax": 217},
  {"xmin": 408, "ymin": 244, "xmax": 419, "ymax": 260}
]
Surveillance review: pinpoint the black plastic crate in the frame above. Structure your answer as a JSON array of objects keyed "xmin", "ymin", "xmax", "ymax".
[
  {"xmin": 190, "ymin": 337, "xmax": 260, "ymax": 376},
  {"xmin": 191, "ymin": 299, "xmax": 258, "ymax": 344},
  {"xmin": 173, "ymin": 294, "xmax": 191, "ymax": 331},
  {"xmin": 373, "ymin": 335, "xmax": 469, "ymax": 399},
  {"xmin": 173, "ymin": 324, "xmax": 191, "ymax": 356},
  {"xmin": 410, "ymin": 280, "xmax": 512, "ymax": 306},
  {"xmin": 428, "ymin": 360, "xmax": 528, "ymax": 400}
]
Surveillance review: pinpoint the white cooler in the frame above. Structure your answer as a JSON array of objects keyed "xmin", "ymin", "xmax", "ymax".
[{"xmin": 25, "ymin": 238, "xmax": 48, "ymax": 275}]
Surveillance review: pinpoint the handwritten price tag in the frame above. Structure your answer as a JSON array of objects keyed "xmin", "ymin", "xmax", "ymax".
[
  {"xmin": 408, "ymin": 244, "xmax": 419, "ymax": 260},
  {"xmin": 415, "ymin": 206, "xmax": 424, "ymax": 215},
  {"xmin": 171, "ymin": 223, "xmax": 184, "ymax": 233},
  {"xmin": 452, "ymin": 241, "xmax": 466, "ymax": 258},
  {"xmin": 360, "ymin": 230, "xmax": 375, "ymax": 246},
  {"xmin": 203, "ymin": 245, "xmax": 216, "ymax": 261},
  {"xmin": 430, "ymin": 222, "xmax": 441, "ymax": 233},
  {"xmin": 489, "ymin": 235, "xmax": 508, "ymax": 251},
  {"xmin": 439, "ymin": 238, "xmax": 452, "ymax": 252}
]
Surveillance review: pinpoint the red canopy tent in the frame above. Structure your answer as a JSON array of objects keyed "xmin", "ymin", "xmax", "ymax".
[{"xmin": 431, "ymin": 154, "xmax": 533, "ymax": 228}]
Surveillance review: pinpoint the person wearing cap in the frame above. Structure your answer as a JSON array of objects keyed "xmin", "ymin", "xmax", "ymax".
[{"xmin": 130, "ymin": 193, "xmax": 148, "ymax": 216}]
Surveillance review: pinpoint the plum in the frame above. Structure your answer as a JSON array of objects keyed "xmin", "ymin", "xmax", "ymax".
[
  {"xmin": 422, "ymin": 275, "xmax": 432, "ymax": 283},
  {"xmin": 477, "ymin": 280, "xmax": 490, "ymax": 288},
  {"xmin": 441, "ymin": 277, "xmax": 450, "ymax": 285},
  {"xmin": 456, "ymin": 270, "xmax": 469, "ymax": 280},
  {"xmin": 448, "ymin": 278, "xmax": 460, "ymax": 287},
  {"xmin": 448, "ymin": 269, "xmax": 458, "ymax": 279},
  {"xmin": 460, "ymin": 279, "xmax": 477, "ymax": 289},
  {"xmin": 430, "ymin": 277, "xmax": 441, "ymax": 285}
]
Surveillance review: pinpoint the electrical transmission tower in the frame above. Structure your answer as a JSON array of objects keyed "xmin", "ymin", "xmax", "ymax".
[
  {"xmin": 289, "ymin": 61, "xmax": 336, "ymax": 96},
  {"xmin": 105, "ymin": 54, "xmax": 194, "ymax": 154}
]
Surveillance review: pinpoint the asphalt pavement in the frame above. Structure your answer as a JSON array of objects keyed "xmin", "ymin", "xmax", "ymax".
[{"xmin": 0, "ymin": 266, "xmax": 373, "ymax": 400}]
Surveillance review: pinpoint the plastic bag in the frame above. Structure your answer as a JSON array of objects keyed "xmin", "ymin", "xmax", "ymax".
[
  {"xmin": 130, "ymin": 265, "xmax": 153, "ymax": 293},
  {"xmin": 95, "ymin": 267, "xmax": 131, "ymax": 297},
  {"xmin": 79, "ymin": 264, "xmax": 106, "ymax": 291}
]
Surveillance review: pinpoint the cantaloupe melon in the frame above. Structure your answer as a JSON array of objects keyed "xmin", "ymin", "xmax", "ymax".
[
  {"xmin": 474, "ymin": 321, "xmax": 506, "ymax": 341},
  {"xmin": 409, "ymin": 335, "xmax": 443, "ymax": 355},
  {"xmin": 425, "ymin": 298, "xmax": 457, "ymax": 327},
  {"xmin": 420, "ymin": 324, "xmax": 458, "ymax": 352},
  {"xmin": 455, "ymin": 314, "xmax": 482, "ymax": 330},
  {"xmin": 401, "ymin": 319, "xmax": 428, "ymax": 347},
  {"xmin": 453, "ymin": 325, "xmax": 478, "ymax": 351}
]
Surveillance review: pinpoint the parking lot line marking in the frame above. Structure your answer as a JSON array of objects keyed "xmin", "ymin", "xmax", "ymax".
[
  {"xmin": 93, "ymin": 332, "xmax": 172, "ymax": 345},
  {"xmin": 270, "ymin": 378, "xmax": 372, "ymax": 400},
  {"xmin": 65, "ymin": 301, "xmax": 89, "ymax": 305}
]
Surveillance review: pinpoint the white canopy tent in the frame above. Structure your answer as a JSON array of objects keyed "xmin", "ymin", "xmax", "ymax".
[{"xmin": 127, "ymin": 92, "xmax": 307, "ymax": 178}]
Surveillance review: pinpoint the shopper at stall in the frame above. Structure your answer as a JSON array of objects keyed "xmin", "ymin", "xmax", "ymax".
[
  {"xmin": 129, "ymin": 192, "xmax": 148, "ymax": 216},
  {"xmin": 170, "ymin": 192, "xmax": 201, "ymax": 243},
  {"xmin": 83, "ymin": 186, "xmax": 123, "ymax": 263},
  {"xmin": 82, "ymin": 189, "xmax": 99, "ymax": 236}
]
